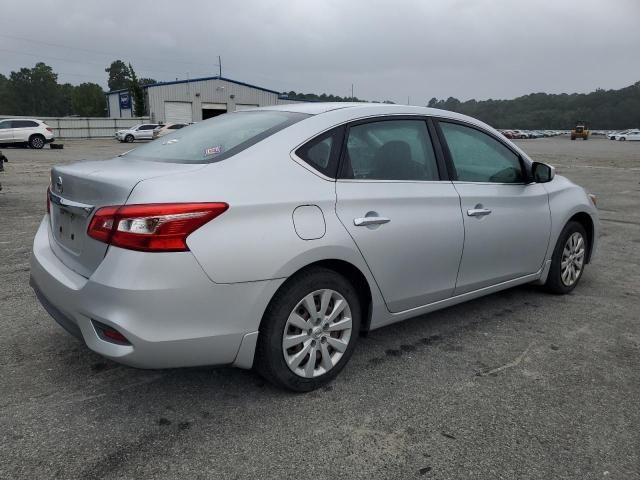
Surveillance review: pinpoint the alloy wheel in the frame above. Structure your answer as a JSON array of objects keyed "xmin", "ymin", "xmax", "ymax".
[
  {"xmin": 561, "ymin": 232, "xmax": 585, "ymax": 286},
  {"xmin": 282, "ymin": 289, "xmax": 352, "ymax": 378}
]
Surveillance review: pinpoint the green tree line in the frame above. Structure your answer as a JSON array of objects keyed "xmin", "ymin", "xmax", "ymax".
[
  {"xmin": 0, "ymin": 63, "xmax": 105, "ymax": 116},
  {"xmin": 427, "ymin": 81, "xmax": 640, "ymax": 129},
  {"xmin": 0, "ymin": 61, "xmax": 156, "ymax": 117}
]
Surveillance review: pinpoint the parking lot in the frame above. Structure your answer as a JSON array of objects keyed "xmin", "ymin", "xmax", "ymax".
[{"xmin": 0, "ymin": 137, "xmax": 638, "ymax": 479}]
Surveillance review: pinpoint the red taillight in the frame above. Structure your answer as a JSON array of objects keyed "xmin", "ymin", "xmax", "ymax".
[
  {"xmin": 87, "ymin": 203, "xmax": 228, "ymax": 252},
  {"xmin": 46, "ymin": 127, "xmax": 53, "ymax": 133},
  {"xmin": 46, "ymin": 187, "xmax": 51, "ymax": 214}
]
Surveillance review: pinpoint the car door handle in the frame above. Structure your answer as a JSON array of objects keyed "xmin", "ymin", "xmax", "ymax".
[
  {"xmin": 354, "ymin": 216, "xmax": 391, "ymax": 226},
  {"xmin": 467, "ymin": 208, "xmax": 492, "ymax": 217}
]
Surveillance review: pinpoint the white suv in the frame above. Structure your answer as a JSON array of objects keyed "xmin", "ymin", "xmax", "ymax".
[
  {"xmin": 0, "ymin": 119, "xmax": 55, "ymax": 149},
  {"xmin": 115, "ymin": 124, "xmax": 159, "ymax": 143}
]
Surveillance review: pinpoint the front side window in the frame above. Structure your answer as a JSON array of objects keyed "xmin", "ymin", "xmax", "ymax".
[
  {"xmin": 127, "ymin": 111, "xmax": 309, "ymax": 163},
  {"xmin": 440, "ymin": 122, "xmax": 524, "ymax": 183},
  {"xmin": 0, "ymin": 120, "xmax": 10, "ymax": 129},
  {"xmin": 340, "ymin": 119, "xmax": 439, "ymax": 181}
]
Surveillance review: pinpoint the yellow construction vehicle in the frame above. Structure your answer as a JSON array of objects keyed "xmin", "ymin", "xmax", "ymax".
[{"xmin": 571, "ymin": 123, "xmax": 590, "ymax": 140}]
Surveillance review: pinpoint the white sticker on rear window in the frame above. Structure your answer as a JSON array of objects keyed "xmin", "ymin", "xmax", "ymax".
[{"xmin": 205, "ymin": 146, "xmax": 223, "ymax": 156}]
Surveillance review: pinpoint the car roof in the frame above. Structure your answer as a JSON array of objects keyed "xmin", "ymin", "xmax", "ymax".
[
  {"xmin": 0, "ymin": 118, "xmax": 42, "ymax": 122},
  {"xmin": 256, "ymin": 102, "xmax": 364, "ymax": 114},
  {"xmin": 254, "ymin": 102, "xmax": 483, "ymax": 124}
]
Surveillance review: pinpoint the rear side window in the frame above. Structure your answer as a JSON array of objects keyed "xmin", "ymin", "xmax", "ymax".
[
  {"xmin": 440, "ymin": 122, "xmax": 524, "ymax": 183},
  {"xmin": 169, "ymin": 124, "xmax": 184, "ymax": 130},
  {"xmin": 12, "ymin": 120, "xmax": 39, "ymax": 128},
  {"xmin": 127, "ymin": 111, "xmax": 309, "ymax": 163},
  {"xmin": 340, "ymin": 120, "xmax": 439, "ymax": 181},
  {"xmin": 295, "ymin": 127, "xmax": 343, "ymax": 178},
  {"xmin": 139, "ymin": 125, "xmax": 157, "ymax": 130}
]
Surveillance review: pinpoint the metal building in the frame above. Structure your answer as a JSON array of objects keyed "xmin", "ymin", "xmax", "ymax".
[{"xmin": 105, "ymin": 76, "xmax": 287, "ymax": 123}]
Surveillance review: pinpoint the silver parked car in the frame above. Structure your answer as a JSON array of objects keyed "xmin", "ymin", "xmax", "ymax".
[{"xmin": 31, "ymin": 103, "xmax": 598, "ymax": 391}]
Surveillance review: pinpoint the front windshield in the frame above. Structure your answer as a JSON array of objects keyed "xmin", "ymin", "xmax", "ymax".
[{"xmin": 126, "ymin": 111, "xmax": 309, "ymax": 163}]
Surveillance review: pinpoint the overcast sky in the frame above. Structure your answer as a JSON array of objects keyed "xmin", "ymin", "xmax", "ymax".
[{"xmin": 1, "ymin": 0, "xmax": 639, "ymax": 103}]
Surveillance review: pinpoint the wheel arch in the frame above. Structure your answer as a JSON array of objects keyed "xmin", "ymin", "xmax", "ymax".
[
  {"xmin": 261, "ymin": 259, "xmax": 374, "ymax": 335},
  {"xmin": 568, "ymin": 211, "xmax": 594, "ymax": 263},
  {"xmin": 29, "ymin": 133, "xmax": 45, "ymax": 144}
]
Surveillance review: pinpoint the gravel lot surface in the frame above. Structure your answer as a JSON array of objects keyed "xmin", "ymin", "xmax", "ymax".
[{"xmin": 0, "ymin": 137, "xmax": 638, "ymax": 479}]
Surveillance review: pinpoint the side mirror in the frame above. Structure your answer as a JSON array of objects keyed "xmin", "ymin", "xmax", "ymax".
[{"xmin": 532, "ymin": 162, "xmax": 555, "ymax": 183}]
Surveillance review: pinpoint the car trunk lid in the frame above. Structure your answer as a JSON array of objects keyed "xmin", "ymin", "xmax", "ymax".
[{"xmin": 48, "ymin": 158, "xmax": 203, "ymax": 278}]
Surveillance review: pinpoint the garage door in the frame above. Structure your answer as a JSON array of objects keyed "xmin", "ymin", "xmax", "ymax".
[
  {"xmin": 165, "ymin": 102, "xmax": 193, "ymax": 124},
  {"xmin": 235, "ymin": 104, "xmax": 259, "ymax": 111}
]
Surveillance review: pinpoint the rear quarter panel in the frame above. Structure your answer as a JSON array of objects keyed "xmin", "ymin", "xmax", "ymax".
[{"xmin": 125, "ymin": 122, "xmax": 380, "ymax": 288}]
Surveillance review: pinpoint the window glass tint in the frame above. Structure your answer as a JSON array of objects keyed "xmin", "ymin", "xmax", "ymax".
[
  {"xmin": 341, "ymin": 120, "xmax": 438, "ymax": 180},
  {"xmin": 127, "ymin": 111, "xmax": 309, "ymax": 163},
  {"xmin": 139, "ymin": 125, "xmax": 157, "ymax": 130},
  {"xmin": 169, "ymin": 124, "xmax": 184, "ymax": 130},
  {"xmin": 12, "ymin": 120, "xmax": 38, "ymax": 128},
  {"xmin": 295, "ymin": 128, "xmax": 342, "ymax": 177},
  {"xmin": 0, "ymin": 120, "xmax": 10, "ymax": 129},
  {"xmin": 440, "ymin": 122, "xmax": 523, "ymax": 183}
]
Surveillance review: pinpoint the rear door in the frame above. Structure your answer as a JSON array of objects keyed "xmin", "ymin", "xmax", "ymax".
[
  {"xmin": 9, "ymin": 120, "xmax": 38, "ymax": 142},
  {"xmin": 436, "ymin": 120, "xmax": 551, "ymax": 294},
  {"xmin": 335, "ymin": 117, "xmax": 464, "ymax": 313}
]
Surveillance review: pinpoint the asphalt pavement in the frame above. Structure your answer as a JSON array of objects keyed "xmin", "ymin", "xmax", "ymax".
[{"xmin": 0, "ymin": 137, "xmax": 638, "ymax": 479}]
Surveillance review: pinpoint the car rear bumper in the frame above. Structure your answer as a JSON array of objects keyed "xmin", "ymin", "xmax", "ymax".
[{"xmin": 30, "ymin": 217, "xmax": 283, "ymax": 369}]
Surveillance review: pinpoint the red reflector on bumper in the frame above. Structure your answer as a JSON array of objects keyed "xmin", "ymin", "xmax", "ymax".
[{"xmin": 92, "ymin": 320, "xmax": 131, "ymax": 345}]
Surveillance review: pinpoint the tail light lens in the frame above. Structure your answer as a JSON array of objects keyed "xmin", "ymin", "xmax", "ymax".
[
  {"xmin": 87, "ymin": 203, "xmax": 228, "ymax": 252},
  {"xmin": 46, "ymin": 186, "xmax": 51, "ymax": 214},
  {"xmin": 46, "ymin": 127, "xmax": 53, "ymax": 133}
]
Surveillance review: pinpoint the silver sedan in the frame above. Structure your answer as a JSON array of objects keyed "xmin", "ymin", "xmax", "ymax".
[{"xmin": 30, "ymin": 103, "xmax": 598, "ymax": 391}]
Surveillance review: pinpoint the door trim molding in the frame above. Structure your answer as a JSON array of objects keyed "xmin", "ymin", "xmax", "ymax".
[{"xmin": 370, "ymin": 268, "xmax": 542, "ymax": 330}]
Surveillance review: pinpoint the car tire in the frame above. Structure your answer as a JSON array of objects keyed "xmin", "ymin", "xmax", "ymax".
[
  {"xmin": 571, "ymin": 136, "xmax": 576, "ymax": 140},
  {"xmin": 125, "ymin": 134, "xmax": 134, "ymax": 143},
  {"xmin": 544, "ymin": 221, "xmax": 588, "ymax": 295},
  {"xmin": 619, "ymin": 137, "xmax": 626, "ymax": 141},
  {"xmin": 255, "ymin": 267, "xmax": 361, "ymax": 392},
  {"xmin": 29, "ymin": 135, "xmax": 45, "ymax": 149}
]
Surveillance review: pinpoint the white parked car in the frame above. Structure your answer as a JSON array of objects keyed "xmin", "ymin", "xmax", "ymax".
[
  {"xmin": 608, "ymin": 129, "xmax": 638, "ymax": 140},
  {"xmin": 0, "ymin": 119, "xmax": 55, "ymax": 149},
  {"xmin": 152, "ymin": 123, "xmax": 188, "ymax": 139},
  {"xmin": 616, "ymin": 130, "xmax": 640, "ymax": 141},
  {"xmin": 115, "ymin": 124, "xmax": 159, "ymax": 143}
]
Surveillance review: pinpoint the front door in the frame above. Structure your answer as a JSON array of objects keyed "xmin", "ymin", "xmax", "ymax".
[
  {"xmin": 0, "ymin": 120, "xmax": 14, "ymax": 142},
  {"xmin": 335, "ymin": 118, "xmax": 465, "ymax": 313},
  {"xmin": 437, "ymin": 120, "xmax": 552, "ymax": 294}
]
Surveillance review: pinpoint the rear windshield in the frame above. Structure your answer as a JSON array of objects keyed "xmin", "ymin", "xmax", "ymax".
[{"xmin": 127, "ymin": 111, "xmax": 310, "ymax": 163}]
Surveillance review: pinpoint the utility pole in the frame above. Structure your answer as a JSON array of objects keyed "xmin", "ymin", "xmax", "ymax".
[
  {"xmin": 351, "ymin": 84, "xmax": 354, "ymax": 100},
  {"xmin": 218, "ymin": 56, "xmax": 222, "ymax": 77}
]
